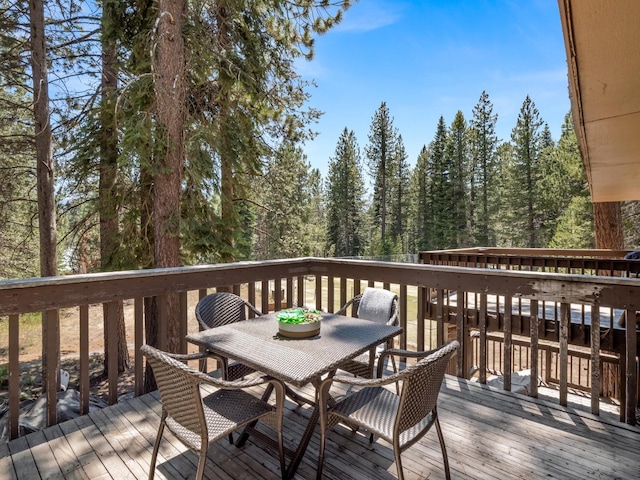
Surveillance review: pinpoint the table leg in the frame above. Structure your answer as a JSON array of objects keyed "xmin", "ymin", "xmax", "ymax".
[
  {"xmin": 285, "ymin": 404, "xmax": 320, "ymax": 479},
  {"xmin": 237, "ymin": 372, "xmax": 336, "ymax": 479}
]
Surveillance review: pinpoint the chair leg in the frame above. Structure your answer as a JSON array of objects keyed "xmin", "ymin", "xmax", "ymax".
[
  {"xmin": 394, "ymin": 447, "xmax": 405, "ymax": 480},
  {"xmin": 277, "ymin": 426, "xmax": 286, "ymax": 479},
  {"xmin": 316, "ymin": 431, "xmax": 327, "ymax": 480},
  {"xmin": 148, "ymin": 417, "xmax": 166, "ymax": 480},
  {"xmin": 195, "ymin": 449, "xmax": 207, "ymax": 480},
  {"xmin": 434, "ymin": 414, "xmax": 451, "ymax": 480}
]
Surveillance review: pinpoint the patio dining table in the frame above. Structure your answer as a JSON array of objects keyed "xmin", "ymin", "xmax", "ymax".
[{"xmin": 186, "ymin": 311, "xmax": 402, "ymax": 479}]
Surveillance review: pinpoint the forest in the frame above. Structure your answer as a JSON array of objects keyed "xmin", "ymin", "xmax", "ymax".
[{"xmin": 1, "ymin": 0, "xmax": 640, "ymax": 283}]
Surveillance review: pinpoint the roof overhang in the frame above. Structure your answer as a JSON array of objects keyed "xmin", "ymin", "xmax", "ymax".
[{"xmin": 557, "ymin": 0, "xmax": 640, "ymax": 202}]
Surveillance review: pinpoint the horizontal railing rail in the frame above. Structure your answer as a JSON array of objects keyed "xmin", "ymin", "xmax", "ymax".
[{"xmin": 0, "ymin": 257, "xmax": 638, "ymax": 442}]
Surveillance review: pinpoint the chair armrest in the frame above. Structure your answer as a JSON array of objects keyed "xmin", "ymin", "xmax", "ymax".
[
  {"xmin": 336, "ymin": 296, "xmax": 359, "ymax": 316},
  {"xmin": 160, "ymin": 351, "xmax": 212, "ymax": 362},
  {"xmin": 154, "ymin": 349, "xmax": 280, "ymax": 390},
  {"xmin": 321, "ymin": 369, "xmax": 407, "ymax": 391},
  {"xmin": 379, "ymin": 348, "xmax": 438, "ymax": 361},
  {"xmin": 245, "ymin": 301, "xmax": 263, "ymax": 317},
  {"xmin": 194, "ymin": 369, "xmax": 283, "ymax": 390},
  {"xmin": 376, "ymin": 347, "xmax": 438, "ymax": 377}
]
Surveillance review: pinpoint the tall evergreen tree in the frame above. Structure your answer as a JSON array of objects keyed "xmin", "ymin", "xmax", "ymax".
[
  {"xmin": 305, "ymin": 168, "xmax": 327, "ymax": 257},
  {"xmin": 326, "ymin": 128, "xmax": 365, "ymax": 257},
  {"xmin": 469, "ymin": 91, "xmax": 498, "ymax": 246},
  {"xmin": 365, "ymin": 101, "xmax": 399, "ymax": 254},
  {"xmin": 504, "ymin": 95, "xmax": 544, "ymax": 247},
  {"xmin": 0, "ymin": 5, "xmax": 39, "ymax": 278},
  {"xmin": 409, "ymin": 146, "xmax": 431, "ymax": 251},
  {"xmin": 447, "ymin": 111, "xmax": 469, "ymax": 247},
  {"xmin": 0, "ymin": 87, "xmax": 38, "ymax": 279},
  {"xmin": 253, "ymin": 145, "xmax": 316, "ymax": 259},
  {"xmin": 388, "ymin": 135, "xmax": 411, "ymax": 251},
  {"xmin": 547, "ymin": 112, "xmax": 593, "ymax": 247},
  {"xmin": 427, "ymin": 116, "xmax": 452, "ymax": 249}
]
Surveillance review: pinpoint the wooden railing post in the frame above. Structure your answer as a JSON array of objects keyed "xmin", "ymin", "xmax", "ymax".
[
  {"xmin": 79, "ymin": 305, "xmax": 89, "ymax": 414},
  {"xmin": 504, "ymin": 296, "xmax": 513, "ymax": 390},
  {"xmin": 590, "ymin": 305, "xmax": 601, "ymax": 416},
  {"xmin": 625, "ymin": 308, "xmax": 638, "ymax": 425},
  {"xmin": 530, "ymin": 300, "xmax": 539, "ymax": 398},
  {"xmin": 134, "ymin": 298, "xmax": 144, "ymax": 396},
  {"xmin": 559, "ymin": 302, "xmax": 570, "ymax": 406},
  {"xmin": 9, "ymin": 314, "xmax": 19, "ymax": 440},
  {"xmin": 44, "ymin": 309, "xmax": 59, "ymax": 427}
]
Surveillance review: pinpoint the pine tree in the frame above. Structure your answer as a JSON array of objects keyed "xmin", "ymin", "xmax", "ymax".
[
  {"xmin": 0, "ymin": 4, "xmax": 39, "ymax": 279},
  {"xmin": 469, "ymin": 91, "xmax": 498, "ymax": 246},
  {"xmin": 253, "ymin": 145, "xmax": 318, "ymax": 260},
  {"xmin": 0, "ymin": 87, "xmax": 39, "ymax": 279},
  {"xmin": 547, "ymin": 112, "xmax": 593, "ymax": 247},
  {"xmin": 427, "ymin": 116, "xmax": 452, "ymax": 249},
  {"xmin": 365, "ymin": 101, "xmax": 399, "ymax": 254},
  {"xmin": 304, "ymin": 168, "xmax": 327, "ymax": 257},
  {"xmin": 504, "ymin": 96, "xmax": 544, "ymax": 247},
  {"xmin": 447, "ymin": 111, "xmax": 469, "ymax": 247},
  {"xmin": 326, "ymin": 128, "xmax": 365, "ymax": 257},
  {"xmin": 410, "ymin": 146, "xmax": 431, "ymax": 251},
  {"xmin": 388, "ymin": 135, "xmax": 411, "ymax": 251},
  {"xmin": 492, "ymin": 141, "xmax": 515, "ymax": 246},
  {"xmin": 536, "ymin": 123, "xmax": 558, "ymax": 246},
  {"xmin": 186, "ymin": 1, "xmax": 353, "ymax": 262}
]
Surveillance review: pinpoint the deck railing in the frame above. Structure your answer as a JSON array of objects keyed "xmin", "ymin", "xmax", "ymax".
[{"xmin": 0, "ymin": 256, "xmax": 638, "ymax": 441}]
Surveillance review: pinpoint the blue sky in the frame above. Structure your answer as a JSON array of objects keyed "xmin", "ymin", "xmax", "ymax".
[{"xmin": 297, "ymin": 0, "xmax": 570, "ymax": 177}]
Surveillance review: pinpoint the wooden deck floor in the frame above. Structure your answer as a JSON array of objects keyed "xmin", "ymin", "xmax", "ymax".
[{"xmin": 1, "ymin": 376, "xmax": 638, "ymax": 480}]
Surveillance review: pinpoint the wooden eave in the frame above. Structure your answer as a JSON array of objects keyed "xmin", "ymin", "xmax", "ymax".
[{"xmin": 558, "ymin": 0, "xmax": 640, "ymax": 202}]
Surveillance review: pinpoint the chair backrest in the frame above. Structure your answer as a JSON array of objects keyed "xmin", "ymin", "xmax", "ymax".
[
  {"xmin": 141, "ymin": 344, "xmax": 204, "ymax": 438},
  {"xmin": 356, "ymin": 287, "xmax": 399, "ymax": 326},
  {"xmin": 397, "ymin": 340, "xmax": 459, "ymax": 433},
  {"xmin": 195, "ymin": 292, "xmax": 262, "ymax": 330}
]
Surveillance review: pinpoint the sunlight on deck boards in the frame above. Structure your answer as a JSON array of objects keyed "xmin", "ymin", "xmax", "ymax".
[{"xmin": 2, "ymin": 375, "xmax": 639, "ymax": 480}]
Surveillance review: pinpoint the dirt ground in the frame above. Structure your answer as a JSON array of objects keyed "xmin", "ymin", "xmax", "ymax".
[{"xmin": 0, "ymin": 291, "xmax": 205, "ymax": 403}]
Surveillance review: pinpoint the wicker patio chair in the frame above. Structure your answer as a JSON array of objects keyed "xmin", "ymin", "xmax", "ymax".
[
  {"xmin": 195, "ymin": 292, "xmax": 262, "ymax": 381},
  {"xmin": 141, "ymin": 344, "xmax": 286, "ymax": 480},
  {"xmin": 316, "ymin": 340, "xmax": 459, "ymax": 480},
  {"xmin": 336, "ymin": 288, "xmax": 400, "ymax": 378}
]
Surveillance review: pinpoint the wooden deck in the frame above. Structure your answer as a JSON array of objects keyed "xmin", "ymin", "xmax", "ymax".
[{"xmin": 1, "ymin": 376, "xmax": 638, "ymax": 480}]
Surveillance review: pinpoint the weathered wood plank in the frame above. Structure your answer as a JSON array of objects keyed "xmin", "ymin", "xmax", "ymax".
[
  {"xmin": 58, "ymin": 419, "xmax": 110, "ymax": 479},
  {"xmin": 41, "ymin": 424, "xmax": 88, "ymax": 480},
  {"xmin": 24, "ymin": 429, "xmax": 64, "ymax": 479},
  {"xmin": 6, "ymin": 436, "xmax": 39, "ymax": 479},
  {"xmin": 0, "ymin": 439, "xmax": 18, "ymax": 479}
]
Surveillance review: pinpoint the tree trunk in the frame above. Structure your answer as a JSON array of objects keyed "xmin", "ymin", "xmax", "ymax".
[
  {"xmin": 593, "ymin": 201, "xmax": 624, "ymax": 249},
  {"xmin": 29, "ymin": 0, "xmax": 59, "ymax": 428},
  {"xmin": 151, "ymin": 0, "xmax": 185, "ymax": 354},
  {"xmin": 100, "ymin": 0, "xmax": 130, "ymax": 375},
  {"xmin": 592, "ymin": 200, "xmax": 623, "ymax": 400},
  {"xmin": 216, "ymin": 2, "xmax": 237, "ymax": 262},
  {"xmin": 29, "ymin": 0, "xmax": 58, "ymax": 399}
]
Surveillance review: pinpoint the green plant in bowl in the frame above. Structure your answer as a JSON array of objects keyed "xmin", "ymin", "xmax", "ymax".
[
  {"xmin": 276, "ymin": 307, "xmax": 322, "ymax": 338},
  {"xmin": 276, "ymin": 307, "xmax": 321, "ymax": 324}
]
